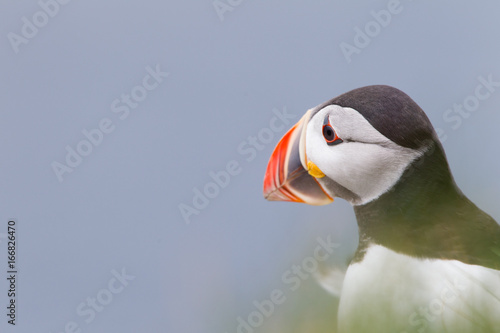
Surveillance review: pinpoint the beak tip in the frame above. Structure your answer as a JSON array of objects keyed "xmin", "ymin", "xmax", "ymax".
[{"xmin": 263, "ymin": 188, "xmax": 294, "ymax": 203}]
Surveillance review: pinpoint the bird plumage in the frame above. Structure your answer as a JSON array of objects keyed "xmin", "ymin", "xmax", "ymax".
[{"xmin": 263, "ymin": 85, "xmax": 500, "ymax": 332}]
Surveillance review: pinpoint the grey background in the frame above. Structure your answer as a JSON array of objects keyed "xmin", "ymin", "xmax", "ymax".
[{"xmin": 1, "ymin": 1, "xmax": 499, "ymax": 332}]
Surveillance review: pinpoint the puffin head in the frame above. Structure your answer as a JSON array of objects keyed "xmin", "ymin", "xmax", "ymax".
[{"xmin": 263, "ymin": 85, "xmax": 440, "ymax": 206}]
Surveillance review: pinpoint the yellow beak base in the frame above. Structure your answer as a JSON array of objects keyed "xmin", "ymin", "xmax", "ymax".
[{"xmin": 307, "ymin": 161, "xmax": 325, "ymax": 179}]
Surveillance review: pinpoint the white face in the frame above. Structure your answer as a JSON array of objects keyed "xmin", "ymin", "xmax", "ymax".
[{"xmin": 304, "ymin": 105, "xmax": 424, "ymax": 205}]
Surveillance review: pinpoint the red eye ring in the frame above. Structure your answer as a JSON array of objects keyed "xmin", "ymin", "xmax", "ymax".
[{"xmin": 322, "ymin": 121, "xmax": 343, "ymax": 146}]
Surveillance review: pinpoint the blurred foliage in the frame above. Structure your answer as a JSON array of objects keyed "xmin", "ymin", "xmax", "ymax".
[{"xmin": 258, "ymin": 278, "xmax": 339, "ymax": 333}]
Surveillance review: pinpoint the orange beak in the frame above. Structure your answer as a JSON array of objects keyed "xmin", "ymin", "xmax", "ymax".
[{"xmin": 263, "ymin": 110, "xmax": 333, "ymax": 205}]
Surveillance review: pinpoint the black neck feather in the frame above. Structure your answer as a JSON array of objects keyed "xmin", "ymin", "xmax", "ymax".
[{"xmin": 353, "ymin": 141, "xmax": 500, "ymax": 270}]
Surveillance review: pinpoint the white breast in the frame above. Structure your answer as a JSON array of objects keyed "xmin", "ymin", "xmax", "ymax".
[{"xmin": 338, "ymin": 245, "xmax": 500, "ymax": 333}]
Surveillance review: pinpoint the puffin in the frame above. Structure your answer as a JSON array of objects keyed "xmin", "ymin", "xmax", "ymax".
[{"xmin": 263, "ymin": 85, "xmax": 500, "ymax": 333}]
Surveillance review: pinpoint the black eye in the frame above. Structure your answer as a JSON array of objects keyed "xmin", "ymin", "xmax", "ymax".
[
  {"xmin": 322, "ymin": 124, "xmax": 343, "ymax": 146},
  {"xmin": 323, "ymin": 125, "xmax": 335, "ymax": 141}
]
